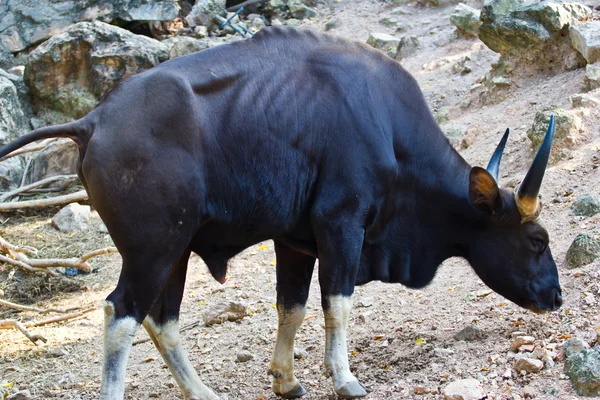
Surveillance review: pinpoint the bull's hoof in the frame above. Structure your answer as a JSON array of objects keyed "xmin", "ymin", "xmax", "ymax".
[
  {"xmin": 335, "ymin": 381, "xmax": 367, "ymax": 399},
  {"xmin": 274, "ymin": 383, "xmax": 307, "ymax": 399}
]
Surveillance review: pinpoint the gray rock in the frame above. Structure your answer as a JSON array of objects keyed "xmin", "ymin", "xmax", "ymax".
[
  {"xmin": 514, "ymin": 358, "xmax": 544, "ymax": 373},
  {"xmin": 7, "ymin": 390, "xmax": 32, "ymax": 400},
  {"xmin": 186, "ymin": 0, "xmax": 226, "ymax": 29},
  {"xmin": 570, "ymin": 93, "xmax": 600, "ymax": 108},
  {"xmin": 287, "ymin": 0, "xmax": 318, "ymax": 19},
  {"xmin": 450, "ymin": 3, "xmax": 482, "ymax": 37},
  {"xmin": 0, "ymin": 156, "xmax": 25, "ymax": 191},
  {"xmin": 585, "ymin": 63, "xmax": 600, "ymax": 91},
  {"xmin": 325, "ymin": 17, "xmax": 341, "ymax": 31},
  {"xmin": 566, "ymin": 231, "xmax": 600, "ymax": 269},
  {"xmin": 526, "ymin": 109, "xmax": 583, "ymax": 157},
  {"xmin": 442, "ymin": 378, "xmax": 485, "ymax": 400},
  {"xmin": 0, "ymin": 43, "xmax": 13, "ymax": 70},
  {"xmin": 236, "ymin": 350, "xmax": 253, "ymax": 362},
  {"xmin": 435, "ymin": 347, "xmax": 455, "ymax": 357},
  {"xmin": 367, "ymin": 33, "xmax": 401, "ymax": 57},
  {"xmin": 0, "ymin": 0, "xmax": 180, "ymax": 53},
  {"xmin": 478, "ymin": 0, "xmax": 591, "ymax": 69},
  {"xmin": 570, "ymin": 21, "xmax": 600, "ymax": 64},
  {"xmin": 395, "ymin": 35, "xmax": 420, "ymax": 60},
  {"xmin": 0, "ymin": 75, "xmax": 27, "ymax": 146},
  {"xmin": 27, "ymin": 139, "xmax": 78, "ymax": 184},
  {"xmin": 454, "ymin": 324, "xmax": 485, "ymax": 341},
  {"xmin": 564, "ymin": 347, "xmax": 600, "ymax": 396},
  {"xmin": 571, "ymin": 194, "xmax": 600, "ymax": 217},
  {"xmin": 380, "ymin": 17, "xmax": 399, "ymax": 27},
  {"xmin": 203, "ymin": 301, "xmax": 248, "ymax": 326},
  {"xmin": 563, "ymin": 337, "xmax": 590, "ymax": 358},
  {"xmin": 435, "ymin": 107, "xmax": 451, "ymax": 124},
  {"xmin": 52, "ymin": 203, "xmax": 92, "ymax": 232},
  {"xmin": 356, "ymin": 296, "xmax": 374, "ymax": 308},
  {"xmin": 24, "ymin": 21, "xmax": 168, "ymax": 119},
  {"xmin": 168, "ymin": 37, "xmax": 212, "ymax": 59}
]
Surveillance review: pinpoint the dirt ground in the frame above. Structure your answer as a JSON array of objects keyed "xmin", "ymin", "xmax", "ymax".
[{"xmin": 2, "ymin": 0, "xmax": 600, "ymax": 399}]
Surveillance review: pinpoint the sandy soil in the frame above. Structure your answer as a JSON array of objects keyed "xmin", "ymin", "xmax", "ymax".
[{"xmin": 2, "ymin": 1, "xmax": 600, "ymax": 399}]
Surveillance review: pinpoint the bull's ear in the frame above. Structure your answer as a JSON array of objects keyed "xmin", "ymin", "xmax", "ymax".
[{"xmin": 469, "ymin": 167, "xmax": 501, "ymax": 214}]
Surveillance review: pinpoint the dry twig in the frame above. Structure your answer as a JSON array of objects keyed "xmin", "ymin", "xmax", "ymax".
[
  {"xmin": 0, "ymin": 174, "xmax": 79, "ymax": 202},
  {"xmin": 0, "ymin": 299, "xmax": 78, "ymax": 314},
  {"xmin": 24, "ymin": 307, "xmax": 96, "ymax": 328},
  {"xmin": 0, "ymin": 319, "xmax": 47, "ymax": 344},
  {"xmin": 0, "ymin": 189, "xmax": 88, "ymax": 211}
]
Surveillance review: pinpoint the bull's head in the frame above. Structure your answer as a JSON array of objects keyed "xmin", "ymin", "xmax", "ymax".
[{"xmin": 466, "ymin": 116, "xmax": 562, "ymax": 312}]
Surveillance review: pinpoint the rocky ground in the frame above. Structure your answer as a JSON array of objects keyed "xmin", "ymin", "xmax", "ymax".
[{"xmin": 1, "ymin": 0, "xmax": 600, "ymax": 399}]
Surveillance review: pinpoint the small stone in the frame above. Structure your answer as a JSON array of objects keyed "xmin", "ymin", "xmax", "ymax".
[
  {"xmin": 520, "ymin": 344, "xmax": 535, "ymax": 353},
  {"xmin": 367, "ymin": 32, "xmax": 401, "ymax": 57},
  {"xmin": 325, "ymin": 17, "xmax": 341, "ymax": 31},
  {"xmin": 435, "ymin": 107, "xmax": 451, "ymax": 123},
  {"xmin": 491, "ymin": 76, "xmax": 511, "ymax": 87},
  {"xmin": 380, "ymin": 17, "xmax": 399, "ymax": 27},
  {"xmin": 563, "ymin": 337, "xmax": 590, "ymax": 358},
  {"xmin": 51, "ymin": 203, "xmax": 91, "ymax": 232},
  {"xmin": 236, "ymin": 350, "xmax": 253, "ymax": 362},
  {"xmin": 395, "ymin": 35, "xmax": 420, "ymax": 60},
  {"xmin": 203, "ymin": 301, "xmax": 248, "ymax": 326},
  {"xmin": 454, "ymin": 324, "xmax": 485, "ymax": 341},
  {"xmin": 523, "ymin": 385, "xmax": 535, "ymax": 398},
  {"xmin": 566, "ymin": 231, "xmax": 600, "ymax": 269},
  {"xmin": 503, "ymin": 368, "xmax": 512, "ymax": 379},
  {"xmin": 514, "ymin": 358, "xmax": 544, "ymax": 373},
  {"xmin": 414, "ymin": 386, "xmax": 428, "ymax": 394},
  {"xmin": 7, "ymin": 391, "xmax": 32, "ymax": 400},
  {"xmin": 570, "ymin": 93, "xmax": 600, "ymax": 108},
  {"xmin": 7, "ymin": 66, "xmax": 24, "ymax": 77},
  {"xmin": 442, "ymin": 378, "xmax": 485, "ymax": 400},
  {"xmin": 294, "ymin": 347, "xmax": 308, "ymax": 359},
  {"xmin": 571, "ymin": 194, "xmax": 600, "ymax": 217},
  {"xmin": 585, "ymin": 63, "xmax": 600, "ymax": 91},
  {"xmin": 435, "ymin": 347, "xmax": 456, "ymax": 357}
]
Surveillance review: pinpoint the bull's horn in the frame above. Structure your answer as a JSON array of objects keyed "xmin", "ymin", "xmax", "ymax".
[
  {"xmin": 516, "ymin": 115, "xmax": 555, "ymax": 217},
  {"xmin": 486, "ymin": 128, "xmax": 510, "ymax": 182}
]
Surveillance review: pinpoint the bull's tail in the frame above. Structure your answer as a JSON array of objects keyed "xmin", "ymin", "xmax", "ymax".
[{"xmin": 0, "ymin": 119, "xmax": 92, "ymax": 160}]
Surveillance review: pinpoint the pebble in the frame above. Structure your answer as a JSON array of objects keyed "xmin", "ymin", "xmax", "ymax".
[
  {"xmin": 7, "ymin": 391, "xmax": 32, "ymax": 400},
  {"xmin": 510, "ymin": 336, "xmax": 535, "ymax": 352},
  {"xmin": 236, "ymin": 350, "xmax": 253, "ymax": 362},
  {"xmin": 454, "ymin": 324, "xmax": 485, "ymax": 341},
  {"xmin": 523, "ymin": 385, "xmax": 536, "ymax": 398},
  {"xmin": 514, "ymin": 358, "xmax": 544, "ymax": 373},
  {"xmin": 442, "ymin": 378, "xmax": 485, "ymax": 400},
  {"xmin": 293, "ymin": 347, "xmax": 308, "ymax": 359}
]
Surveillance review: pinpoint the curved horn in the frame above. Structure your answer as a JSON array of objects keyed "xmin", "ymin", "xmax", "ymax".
[
  {"xmin": 486, "ymin": 128, "xmax": 510, "ymax": 182},
  {"xmin": 516, "ymin": 115, "xmax": 555, "ymax": 217}
]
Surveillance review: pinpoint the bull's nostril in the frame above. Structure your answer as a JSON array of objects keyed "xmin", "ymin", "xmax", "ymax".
[{"xmin": 554, "ymin": 290, "xmax": 563, "ymax": 310}]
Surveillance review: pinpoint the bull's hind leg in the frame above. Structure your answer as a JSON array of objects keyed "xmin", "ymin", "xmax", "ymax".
[
  {"xmin": 314, "ymin": 222, "xmax": 368, "ymax": 399},
  {"xmin": 270, "ymin": 242, "xmax": 315, "ymax": 398},
  {"xmin": 100, "ymin": 248, "xmax": 188, "ymax": 400},
  {"xmin": 143, "ymin": 250, "xmax": 218, "ymax": 400}
]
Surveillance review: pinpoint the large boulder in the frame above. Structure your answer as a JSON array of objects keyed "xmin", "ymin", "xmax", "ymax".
[
  {"xmin": 26, "ymin": 139, "xmax": 78, "ymax": 184},
  {"xmin": 0, "ymin": 156, "xmax": 25, "ymax": 191},
  {"xmin": 0, "ymin": 73, "xmax": 27, "ymax": 146},
  {"xmin": 51, "ymin": 203, "xmax": 91, "ymax": 232},
  {"xmin": 564, "ymin": 347, "xmax": 600, "ymax": 396},
  {"xmin": 570, "ymin": 21, "xmax": 600, "ymax": 64},
  {"xmin": 0, "ymin": 0, "xmax": 179, "ymax": 53},
  {"xmin": 478, "ymin": 0, "xmax": 591, "ymax": 69},
  {"xmin": 185, "ymin": 0, "xmax": 226, "ymax": 29},
  {"xmin": 450, "ymin": 3, "xmax": 482, "ymax": 37},
  {"xmin": 24, "ymin": 21, "xmax": 168, "ymax": 119},
  {"xmin": 585, "ymin": 63, "xmax": 600, "ymax": 91},
  {"xmin": 565, "ymin": 231, "xmax": 600, "ymax": 269},
  {"xmin": 0, "ymin": 43, "xmax": 13, "ymax": 70}
]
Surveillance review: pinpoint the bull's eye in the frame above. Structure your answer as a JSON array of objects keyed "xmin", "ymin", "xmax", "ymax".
[{"xmin": 531, "ymin": 238, "xmax": 547, "ymax": 253}]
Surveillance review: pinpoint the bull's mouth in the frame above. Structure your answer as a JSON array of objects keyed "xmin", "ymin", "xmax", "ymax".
[{"xmin": 525, "ymin": 304, "xmax": 548, "ymax": 315}]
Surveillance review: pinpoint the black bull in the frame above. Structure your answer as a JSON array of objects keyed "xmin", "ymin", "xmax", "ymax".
[{"xmin": 0, "ymin": 27, "xmax": 561, "ymax": 399}]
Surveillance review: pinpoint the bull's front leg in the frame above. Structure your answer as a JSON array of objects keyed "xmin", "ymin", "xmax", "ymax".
[
  {"xmin": 315, "ymin": 223, "xmax": 368, "ymax": 399},
  {"xmin": 270, "ymin": 241, "xmax": 316, "ymax": 398}
]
